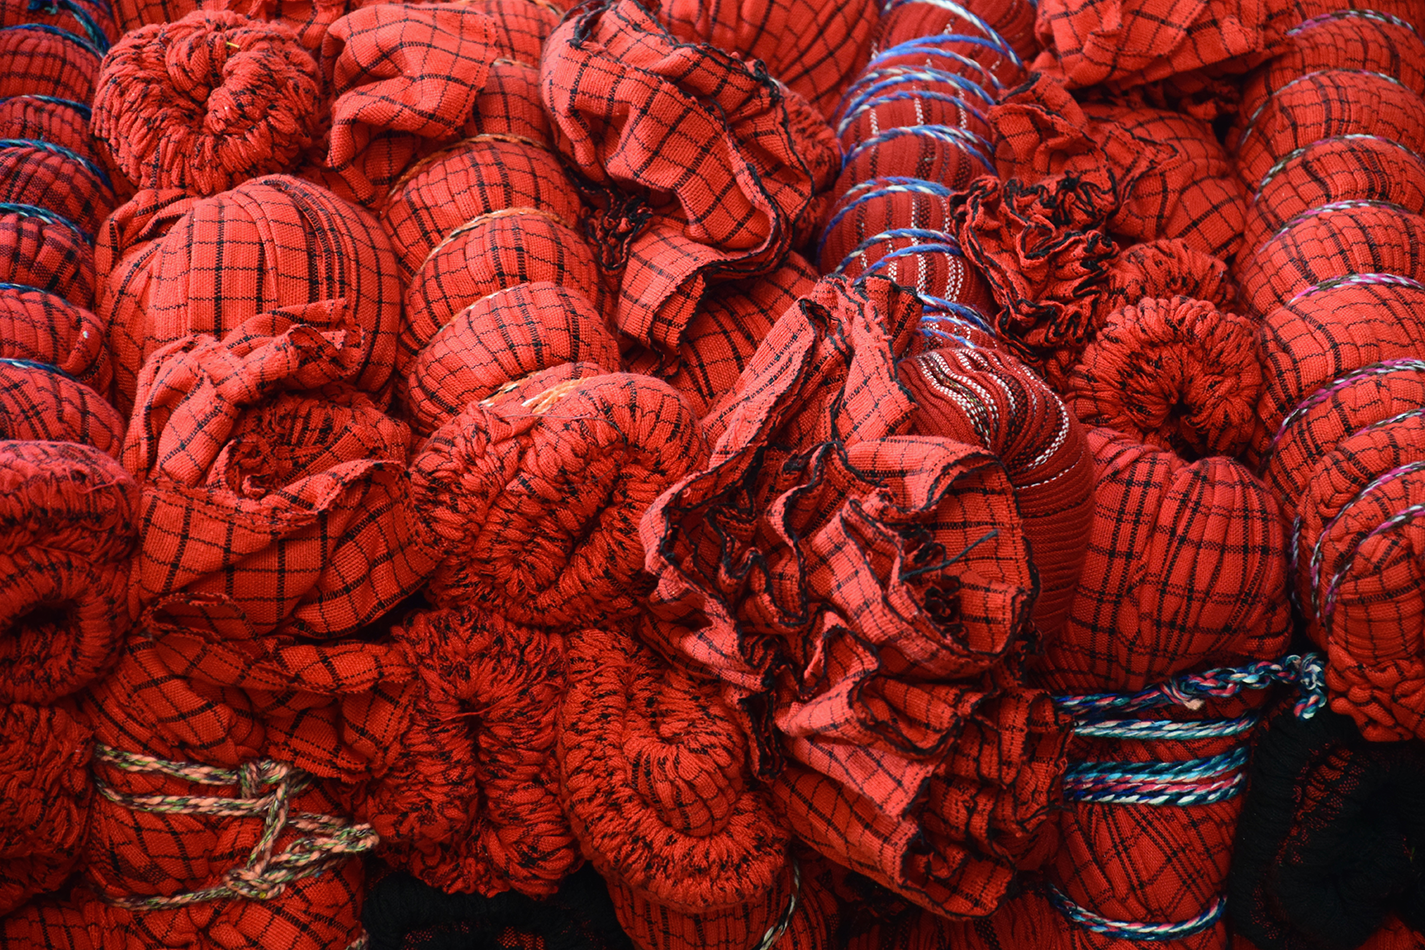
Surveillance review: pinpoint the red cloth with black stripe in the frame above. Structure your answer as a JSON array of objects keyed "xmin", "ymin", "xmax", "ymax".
[
  {"xmin": 411, "ymin": 371, "xmax": 707, "ymax": 629},
  {"xmin": 354, "ymin": 606, "xmax": 577, "ymax": 899},
  {"xmin": 0, "ymin": 205, "xmax": 96, "ymax": 309},
  {"xmin": 92, "ymin": 11, "xmax": 322, "ymax": 197},
  {"xmin": 0, "ymin": 361, "xmax": 124, "ymax": 455},
  {"xmin": 0, "ymin": 23, "xmax": 102, "ymax": 102},
  {"xmin": 121, "ymin": 308, "xmax": 437, "ymax": 640},
  {"xmin": 541, "ymin": 0, "xmax": 839, "ymax": 363},
  {"xmin": 0, "ymin": 140, "xmax": 115, "ymax": 239},
  {"xmin": 0, "ymin": 285, "xmax": 112, "ymax": 399},
  {"xmin": 560, "ymin": 620, "xmax": 801, "ymax": 950},
  {"xmin": 97, "ymin": 175, "xmax": 401, "ymax": 412},
  {"xmin": 1101, "ymin": 237, "xmax": 1236, "ymax": 315},
  {"xmin": 0, "ymin": 95, "xmax": 98, "ymax": 162},
  {"xmin": 874, "ymin": 0, "xmax": 1039, "ymax": 70}
]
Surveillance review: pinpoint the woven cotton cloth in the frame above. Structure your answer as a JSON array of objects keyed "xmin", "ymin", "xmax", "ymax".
[
  {"xmin": 0, "ymin": 95, "xmax": 99, "ymax": 164},
  {"xmin": 0, "ymin": 206, "xmax": 97, "ymax": 308},
  {"xmin": 0, "ymin": 285, "xmax": 112, "ymax": 398},
  {"xmin": 0, "ymin": 359, "xmax": 123, "ymax": 454},
  {"xmin": 1100, "ymin": 237, "xmax": 1236, "ymax": 316},
  {"xmin": 0, "ymin": 139, "xmax": 115, "ymax": 238},
  {"xmin": 0, "ymin": 23, "xmax": 103, "ymax": 102}
]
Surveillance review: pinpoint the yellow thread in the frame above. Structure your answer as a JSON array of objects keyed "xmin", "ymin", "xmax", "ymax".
[{"xmin": 417, "ymin": 205, "xmax": 577, "ymax": 273}]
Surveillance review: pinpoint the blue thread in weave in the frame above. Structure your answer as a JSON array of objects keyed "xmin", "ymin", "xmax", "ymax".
[
  {"xmin": 0, "ymin": 21, "xmax": 100, "ymax": 58},
  {"xmin": 879, "ymin": 0, "xmax": 1022, "ymax": 64},
  {"xmin": 836, "ymin": 227, "xmax": 962, "ymax": 274},
  {"xmin": 0, "ymin": 202, "xmax": 93, "ymax": 243},
  {"xmin": 816, "ymin": 177, "xmax": 955, "ymax": 263}
]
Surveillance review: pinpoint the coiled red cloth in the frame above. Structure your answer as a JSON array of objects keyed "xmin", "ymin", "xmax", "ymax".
[
  {"xmin": 560, "ymin": 620, "xmax": 801, "ymax": 950},
  {"xmin": 411, "ymin": 371, "xmax": 707, "ymax": 628},
  {"xmin": 0, "ymin": 360, "xmax": 124, "ymax": 455},
  {"xmin": 1100, "ymin": 238, "xmax": 1236, "ymax": 316},
  {"xmin": 1067, "ymin": 296, "xmax": 1264, "ymax": 459},
  {"xmin": 92, "ymin": 11, "xmax": 321, "ymax": 197},
  {"xmin": 463, "ymin": 58, "xmax": 552, "ymax": 146},
  {"xmin": 405, "ymin": 281, "xmax": 620, "ymax": 438},
  {"xmin": 541, "ymin": 0, "xmax": 839, "ymax": 362},
  {"xmin": 97, "ymin": 175, "xmax": 401, "ymax": 411},
  {"xmin": 0, "ymin": 206, "xmax": 97, "ymax": 308},
  {"xmin": 0, "ymin": 140, "xmax": 115, "ymax": 238},
  {"xmin": 355, "ymin": 606, "xmax": 577, "ymax": 898},
  {"xmin": 0, "ymin": 23, "xmax": 102, "ymax": 102},
  {"xmin": 0, "ymin": 285, "xmax": 112, "ymax": 398},
  {"xmin": 652, "ymin": 0, "xmax": 878, "ymax": 119},
  {"xmin": 0, "ymin": 0, "xmax": 114, "ymax": 45},
  {"xmin": 874, "ymin": 0, "xmax": 1038, "ymax": 70},
  {"xmin": 898, "ymin": 345, "xmax": 1096, "ymax": 637},
  {"xmin": 0, "ymin": 95, "xmax": 98, "ymax": 161},
  {"xmin": 121, "ymin": 308, "xmax": 436, "ymax": 639}
]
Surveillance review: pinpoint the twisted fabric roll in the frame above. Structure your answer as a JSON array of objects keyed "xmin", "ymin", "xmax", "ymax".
[
  {"xmin": 411, "ymin": 371, "xmax": 707, "ymax": 628},
  {"xmin": 405, "ymin": 281, "xmax": 620, "ymax": 438},
  {"xmin": 1068, "ymin": 296, "xmax": 1264, "ymax": 459},
  {"xmin": 0, "ymin": 139, "xmax": 114, "ymax": 238},
  {"xmin": 0, "ymin": 285, "xmax": 112, "ymax": 396},
  {"xmin": 0, "ymin": 360, "xmax": 124, "ymax": 454},
  {"xmin": 0, "ymin": 0, "xmax": 115, "ymax": 48},
  {"xmin": 874, "ymin": 0, "xmax": 1038, "ymax": 69},
  {"xmin": 541, "ymin": 0, "xmax": 838, "ymax": 361},
  {"xmin": 0, "ymin": 440, "xmax": 137, "ymax": 706},
  {"xmin": 355, "ymin": 607, "xmax": 576, "ymax": 898},
  {"xmin": 899, "ymin": 345, "xmax": 1096, "ymax": 637},
  {"xmin": 0, "ymin": 702, "xmax": 92, "ymax": 917},
  {"xmin": 0, "ymin": 95, "xmax": 97, "ymax": 160},
  {"xmin": 122, "ymin": 309, "xmax": 436, "ymax": 639},
  {"xmin": 98, "ymin": 174, "xmax": 401, "ymax": 411},
  {"xmin": 560, "ymin": 621, "xmax": 798, "ymax": 950},
  {"xmin": 92, "ymin": 11, "xmax": 321, "ymax": 197},
  {"xmin": 1236, "ymin": 203, "xmax": 1425, "ymax": 317},
  {"xmin": 0, "ymin": 206, "xmax": 96, "ymax": 308},
  {"xmin": 0, "ymin": 23, "xmax": 102, "ymax": 102},
  {"xmin": 1100, "ymin": 237, "xmax": 1236, "ymax": 316}
]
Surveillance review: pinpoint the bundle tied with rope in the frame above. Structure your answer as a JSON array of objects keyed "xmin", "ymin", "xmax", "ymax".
[
  {"xmin": 0, "ymin": 137, "xmax": 115, "ymax": 238},
  {"xmin": 0, "ymin": 22, "xmax": 103, "ymax": 102},
  {"xmin": 0, "ymin": 95, "xmax": 100, "ymax": 164},
  {"xmin": 0, "ymin": 203, "xmax": 97, "ymax": 309},
  {"xmin": 872, "ymin": 0, "xmax": 1039, "ymax": 75}
]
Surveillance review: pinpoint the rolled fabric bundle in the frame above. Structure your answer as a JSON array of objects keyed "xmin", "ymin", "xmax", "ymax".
[
  {"xmin": 462, "ymin": 59, "xmax": 552, "ymax": 145},
  {"xmin": 404, "ymin": 281, "xmax": 619, "ymax": 438},
  {"xmin": 1067, "ymin": 296, "xmax": 1263, "ymax": 459},
  {"xmin": 899, "ymin": 345, "xmax": 1096, "ymax": 637},
  {"xmin": 560, "ymin": 621, "xmax": 797, "ymax": 950},
  {"xmin": 1029, "ymin": 0, "xmax": 1265, "ymax": 90},
  {"xmin": 0, "ymin": 139, "xmax": 114, "ymax": 238},
  {"xmin": 402, "ymin": 208, "xmax": 605, "ymax": 370},
  {"xmin": 0, "ymin": 0, "xmax": 115, "ymax": 48},
  {"xmin": 1100, "ymin": 237, "xmax": 1235, "ymax": 316},
  {"xmin": 831, "ymin": 227, "xmax": 997, "ymax": 317},
  {"xmin": 123, "ymin": 309, "xmax": 437, "ymax": 638},
  {"xmin": 0, "ymin": 95, "xmax": 97, "ymax": 160},
  {"xmin": 1233, "ymin": 71, "xmax": 1425, "ymax": 190},
  {"xmin": 0, "ymin": 440, "xmax": 137, "ymax": 705},
  {"xmin": 411, "ymin": 372, "xmax": 707, "ymax": 628},
  {"xmin": 1229, "ymin": 703, "xmax": 1425, "ymax": 950},
  {"xmin": 0, "ymin": 702, "xmax": 92, "ymax": 917},
  {"xmin": 818, "ymin": 178, "xmax": 959, "ymax": 274},
  {"xmin": 832, "ymin": 122, "xmax": 994, "ymax": 204},
  {"xmin": 1245, "ymin": 136, "xmax": 1425, "ymax": 254},
  {"xmin": 0, "ymin": 360, "xmax": 124, "ymax": 454},
  {"xmin": 0, "ymin": 285, "xmax": 111, "ymax": 397},
  {"xmin": 92, "ymin": 11, "xmax": 321, "ymax": 197},
  {"xmin": 466, "ymin": 0, "xmax": 559, "ymax": 64},
  {"xmin": 0, "ymin": 24, "xmax": 102, "ymax": 102},
  {"xmin": 541, "ymin": 0, "xmax": 839, "ymax": 360},
  {"xmin": 380, "ymin": 136, "xmax": 583, "ymax": 287},
  {"xmin": 834, "ymin": 68, "xmax": 995, "ymax": 156},
  {"xmin": 310, "ymin": 3, "xmax": 495, "ymax": 208},
  {"xmin": 98, "ymin": 174, "xmax": 401, "ymax": 411},
  {"xmin": 0, "ymin": 206, "xmax": 96, "ymax": 308},
  {"xmin": 1236, "ymin": 203, "xmax": 1425, "ymax": 317},
  {"xmin": 654, "ymin": 0, "xmax": 878, "ymax": 119},
  {"xmin": 353, "ymin": 607, "xmax": 577, "ymax": 898},
  {"xmin": 875, "ymin": 0, "xmax": 1039, "ymax": 65}
]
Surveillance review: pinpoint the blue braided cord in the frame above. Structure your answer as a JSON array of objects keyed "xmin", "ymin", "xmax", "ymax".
[
  {"xmin": 878, "ymin": 33, "xmax": 1019, "ymax": 73},
  {"xmin": 0, "ymin": 356, "xmax": 80, "ymax": 384},
  {"xmin": 0, "ymin": 202, "xmax": 93, "ymax": 242},
  {"xmin": 837, "ymin": 90, "xmax": 991, "ymax": 142},
  {"xmin": 1266, "ymin": 199, "xmax": 1419, "ymax": 243},
  {"xmin": 0, "ymin": 95, "xmax": 92, "ymax": 120},
  {"xmin": 860, "ymin": 243, "xmax": 965, "ymax": 283},
  {"xmin": 0, "ymin": 138, "xmax": 113, "ymax": 191},
  {"xmin": 1047, "ymin": 885, "xmax": 1226, "ymax": 941},
  {"xmin": 1066, "ymin": 747, "xmax": 1249, "ymax": 782},
  {"xmin": 879, "ymin": 0, "xmax": 1022, "ymax": 64},
  {"xmin": 835, "ymin": 227, "xmax": 962, "ymax": 274},
  {"xmin": 1265, "ymin": 358, "xmax": 1425, "ymax": 472},
  {"xmin": 1064, "ymin": 747, "xmax": 1249, "ymax": 807},
  {"xmin": 839, "ymin": 68, "xmax": 997, "ymax": 127},
  {"xmin": 1288, "ymin": 272, "xmax": 1425, "ymax": 306},
  {"xmin": 1072, "ymin": 710, "xmax": 1260, "ymax": 741},
  {"xmin": 1238, "ymin": 69, "xmax": 1408, "ymax": 154},
  {"xmin": 1054, "ymin": 654, "xmax": 1328, "ymax": 721},
  {"xmin": 0, "ymin": 21, "xmax": 100, "ymax": 57},
  {"xmin": 842, "ymin": 125, "xmax": 995, "ymax": 176},
  {"xmin": 917, "ymin": 294, "xmax": 993, "ymax": 331},
  {"xmin": 817, "ymin": 177, "xmax": 955, "ymax": 263},
  {"xmin": 865, "ymin": 39, "xmax": 1006, "ymax": 93},
  {"xmin": 27, "ymin": 0, "xmax": 108, "ymax": 51},
  {"xmin": 1288, "ymin": 8, "xmax": 1418, "ymax": 38},
  {"xmin": 0, "ymin": 280, "xmax": 60, "ymax": 295},
  {"xmin": 921, "ymin": 321, "xmax": 980, "ymax": 348},
  {"xmin": 1255, "ymin": 135, "xmax": 1425, "ymax": 198}
]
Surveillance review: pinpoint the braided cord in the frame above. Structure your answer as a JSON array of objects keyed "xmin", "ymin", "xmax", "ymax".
[{"xmin": 1047, "ymin": 886, "xmax": 1226, "ymax": 942}]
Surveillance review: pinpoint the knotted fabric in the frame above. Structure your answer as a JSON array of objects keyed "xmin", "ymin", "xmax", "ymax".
[
  {"xmin": 92, "ymin": 10, "xmax": 321, "ymax": 197},
  {"xmin": 0, "ymin": 205, "xmax": 96, "ymax": 308},
  {"xmin": 98, "ymin": 175, "xmax": 401, "ymax": 411},
  {"xmin": 541, "ymin": 0, "xmax": 839, "ymax": 361},
  {"xmin": 0, "ymin": 285, "xmax": 112, "ymax": 397},
  {"xmin": 1100, "ymin": 237, "xmax": 1236, "ymax": 316},
  {"xmin": 122, "ymin": 308, "xmax": 436, "ymax": 639},
  {"xmin": 355, "ymin": 606, "xmax": 577, "ymax": 898},
  {"xmin": 411, "ymin": 371, "xmax": 707, "ymax": 628},
  {"xmin": 560, "ymin": 620, "xmax": 797, "ymax": 950}
]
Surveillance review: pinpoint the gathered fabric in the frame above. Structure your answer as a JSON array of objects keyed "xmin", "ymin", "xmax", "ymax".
[
  {"xmin": 1100, "ymin": 237, "xmax": 1237, "ymax": 316},
  {"xmin": 92, "ymin": 11, "xmax": 321, "ymax": 197},
  {"xmin": 0, "ymin": 285, "xmax": 112, "ymax": 397}
]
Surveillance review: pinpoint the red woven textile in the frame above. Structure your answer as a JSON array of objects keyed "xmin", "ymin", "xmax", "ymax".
[
  {"xmin": 0, "ymin": 95, "xmax": 97, "ymax": 161},
  {"xmin": 1245, "ymin": 137, "xmax": 1425, "ymax": 255},
  {"xmin": 0, "ymin": 206, "xmax": 96, "ymax": 309},
  {"xmin": 0, "ymin": 285, "xmax": 112, "ymax": 398},
  {"xmin": 875, "ymin": 0, "xmax": 1039, "ymax": 67},
  {"xmin": 411, "ymin": 371, "xmax": 707, "ymax": 628},
  {"xmin": 122, "ymin": 310, "xmax": 436, "ymax": 639},
  {"xmin": 404, "ymin": 281, "xmax": 620, "ymax": 438},
  {"xmin": 462, "ymin": 60, "xmax": 552, "ymax": 145},
  {"xmin": 92, "ymin": 11, "xmax": 321, "ymax": 197},
  {"xmin": 541, "ymin": 0, "xmax": 838, "ymax": 360},
  {"xmin": 0, "ymin": 140, "xmax": 115, "ymax": 239},
  {"xmin": 900, "ymin": 345, "xmax": 1096, "ymax": 637},
  {"xmin": 356, "ymin": 606, "xmax": 577, "ymax": 898},
  {"xmin": 1236, "ymin": 204, "xmax": 1425, "ymax": 318},
  {"xmin": 0, "ymin": 702, "xmax": 92, "ymax": 917},
  {"xmin": 1233, "ymin": 71, "xmax": 1425, "ymax": 191},
  {"xmin": 0, "ymin": 0, "xmax": 115, "ymax": 45},
  {"xmin": 467, "ymin": 0, "xmax": 560, "ymax": 64},
  {"xmin": 560, "ymin": 620, "xmax": 796, "ymax": 950},
  {"xmin": 308, "ymin": 3, "xmax": 496, "ymax": 208},
  {"xmin": 1101, "ymin": 237, "xmax": 1236, "ymax": 315},
  {"xmin": 1031, "ymin": 0, "xmax": 1265, "ymax": 90},
  {"xmin": 0, "ymin": 361, "xmax": 124, "ymax": 454},
  {"xmin": 1032, "ymin": 428, "xmax": 1290, "ymax": 694},
  {"xmin": 653, "ymin": 0, "xmax": 878, "ymax": 119},
  {"xmin": 97, "ymin": 175, "xmax": 401, "ymax": 411},
  {"xmin": 0, "ymin": 24, "xmax": 101, "ymax": 102},
  {"xmin": 1067, "ymin": 296, "xmax": 1263, "ymax": 459},
  {"xmin": 0, "ymin": 440, "xmax": 137, "ymax": 705}
]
